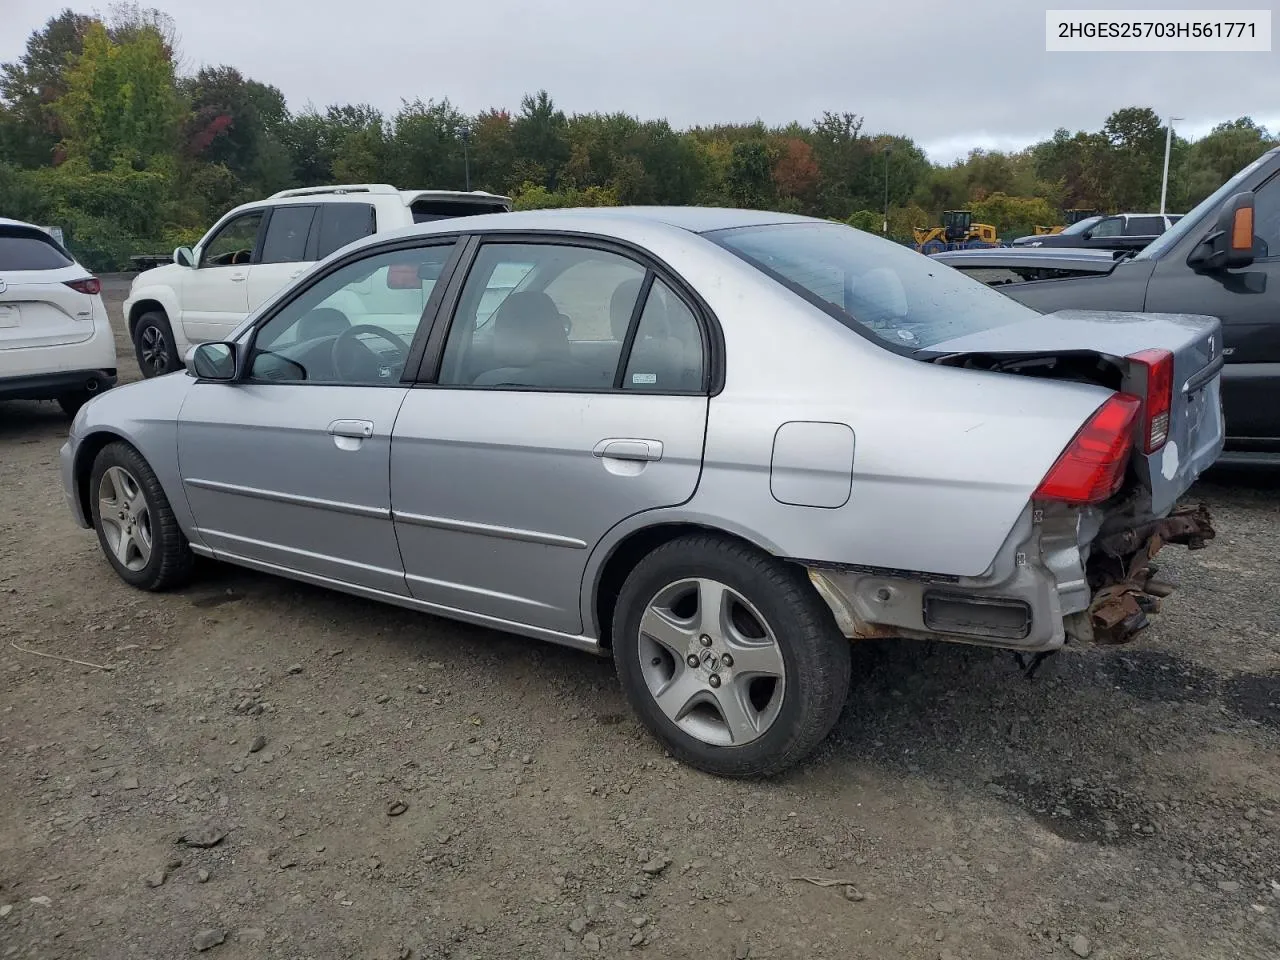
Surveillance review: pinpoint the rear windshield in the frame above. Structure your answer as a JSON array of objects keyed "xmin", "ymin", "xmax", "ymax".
[
  {"xmin": 0, "ymin": 227, "xmax": 74, "ymax": 270},
  {"xmin": 411, "ymin": 200, "xmax": 509, "ymax": 223},
  {"xmin": 710, "ymin": 221, "xmax": 1039, "ymax": 350}
]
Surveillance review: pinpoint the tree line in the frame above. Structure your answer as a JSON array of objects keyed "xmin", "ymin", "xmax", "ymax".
[{"xmin": 2, "ymin": 6, "xmax": 1276, "ymax": 270}]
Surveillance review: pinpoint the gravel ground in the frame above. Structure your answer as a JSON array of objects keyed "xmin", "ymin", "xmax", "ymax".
[{"xmin": 0, "ymin": 279, "xmax": 1277, "ymax": 960}]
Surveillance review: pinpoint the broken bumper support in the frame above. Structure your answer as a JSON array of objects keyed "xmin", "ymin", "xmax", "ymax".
[{"xmin": 1085, "ymin": 502, "xmax": 1215, "ymax": 645}]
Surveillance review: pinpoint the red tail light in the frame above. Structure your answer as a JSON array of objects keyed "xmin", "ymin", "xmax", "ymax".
[
  {"xmin": 64, "ymin": 277, "xmax": 102, "ymax": 296},
  {"xmin": 1127, "ymin": 348, "xmax": 1173, "ymax": 453},
  {"xmin": 1034, "ymin": 393, "xmax": 1141, "ymax": 505}
]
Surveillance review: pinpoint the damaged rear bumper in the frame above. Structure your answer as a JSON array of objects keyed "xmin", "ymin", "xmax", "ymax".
[
  {"xmin": 1079, "ymin": 502, "xmax": 1215, "ymax": 645},
  {"xmin": 804, "ymin": 501, "xmax": 1216, "ymax": 653}
]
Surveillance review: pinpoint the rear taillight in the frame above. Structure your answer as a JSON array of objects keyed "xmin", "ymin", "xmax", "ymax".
[
  {"xmin": 1033, "ymin": 393, "xmax": 1141, "ymax": 505},
  {"xmin": 64, "ymin": 277, "xmax": 102, "ymax": 296},
  {"xmin": 1127, "ymin": 348, "xmax": 1173, "ymax": 453}
]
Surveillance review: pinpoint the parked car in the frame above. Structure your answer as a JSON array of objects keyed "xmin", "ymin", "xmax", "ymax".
[
  {"xmin": 123, "ymin": 184, "xmax": 512, "ymax": 378},
  {"xmin": 1011, "ymin": 213, "xmax": 1181, "ymax": 251},
  {"xmin": 934, "ymin": 146, "xmax": 1280, "ymax": 465},
  {"xmin": 62, "ymin": 207, "xmax": 1223, "ymax": 776},
  {"xmin": 0, "ymin": 217, "xmax": 116, "ymax": 416}
]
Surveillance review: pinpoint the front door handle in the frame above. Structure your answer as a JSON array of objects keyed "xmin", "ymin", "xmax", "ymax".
[
  {"xmin": 593, "ymin": 438, "xmax": 663, "ymax": 462},
  {"xmin": 230, "ymin": 273, "xmax": 246, "ymax": 282},
  {"xmin": 328, "ymin": 419, "xmax": 374, "ymax": 439}
]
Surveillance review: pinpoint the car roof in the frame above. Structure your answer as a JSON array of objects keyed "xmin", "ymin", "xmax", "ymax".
[
  {"xmin": 363, "ymin": 206, "xmax": 819, "ymax": 247},
  {"xmin": 0, "ymin": 216, "xmax": 39, "ymax": 229}
]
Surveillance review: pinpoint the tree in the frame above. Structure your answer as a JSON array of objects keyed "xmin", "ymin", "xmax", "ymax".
[
  {"xmin": 52, "ymin": 20, "xmax": 184, "ymax": 171},
  {"xmin": 388, "ymin": 98, "xmax": 466, "ymax": 188},
  {"xmin": 511, "ymin": 90, "xmax": 569, "ymax": 189},
  {"xmin": 772, "ymin": 137, "xmax": 819, "ymax": 206},
  {"xmin": 725, "ymin": 140, "xmax": 775, "ymax": 209},
  {"xmin": 1103, "ymin": 107, "xmax": 1165, "ymax": 210},
  {"xmin": 0, "ymin": 9, "xmax": 94, "ymax": 166}
]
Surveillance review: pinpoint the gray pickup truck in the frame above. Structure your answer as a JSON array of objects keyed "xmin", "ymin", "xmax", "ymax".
[{"xmin": 934, "ymin": 147, "xmax": 1280, "ymax": 465}]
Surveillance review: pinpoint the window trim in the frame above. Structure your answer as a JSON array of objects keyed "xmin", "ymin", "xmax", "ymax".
[
  {"xmin": 410, "ymin": 231, "xmax": 723, "ymax": 397},
  {"xmin": 197, "ymin": 209, "xmax": 268, "ymax": 269},
  {"xmin": 221, "ymin": 234, "xmax": 467, "ymax": 387},
  {"xmin": 258, "ymin": 203, "xmax": 320, "ymax": 266}
]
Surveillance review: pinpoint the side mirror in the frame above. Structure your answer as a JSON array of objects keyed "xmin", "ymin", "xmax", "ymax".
[
  {"xmin": 1189, "ymin": 191, "xmax": 1256, "ymax": 271},
  {"xmin": 188, "ymin": 342, "xmax": 237, "ymax": 381},
  {"xmin": 174, "ymin": 246, "xmax": 195, "ymax": 268}
]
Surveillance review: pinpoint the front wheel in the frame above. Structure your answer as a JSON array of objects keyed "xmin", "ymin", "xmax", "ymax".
[
  {"xmin": 132, "ymin": 310, "xmax": 182, "ymax": 378},
  {"xmin": 612, "ymin": 534, "xmax": 851, "ymax": 778},
  {"xmin": 89, "ymin": 441, "xmax": 194, "ymax": 591}
]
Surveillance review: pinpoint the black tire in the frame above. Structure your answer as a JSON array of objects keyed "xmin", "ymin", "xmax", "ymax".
[
  {"xmin": 612, "ymin": 534, "xmax": 851, "ymax": 778},
  {"xmin": 89, "ymin": 441, "xmax": 194, "ymax": 591},
  {"xmin": 57, "ymin": 389, "xmax": 94, "ymax": 418},
  {"xmin": 132, "ymin": 310, "xmax": 182, "ymax": 378}
]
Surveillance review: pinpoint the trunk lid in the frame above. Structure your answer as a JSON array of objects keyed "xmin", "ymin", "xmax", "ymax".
[
  {"xmin": 926, "ymin": 309, "xmax": 1225, "ymax": 516},
  {"xmin": 0, "ymin": 267, "xmax": 98, "ymax": 350}
]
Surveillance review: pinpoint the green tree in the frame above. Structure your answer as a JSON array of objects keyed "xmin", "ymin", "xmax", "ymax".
[
  {"xmin": 0, "ymin": 9, "xmax": 95, "ymax": 166},
  {"xmin": 388, "ymin": 98, "xmax": 465, "ymax": 188},
  {"xmin": 725, "ymin": 140, "xmax": 776, "ymax": 209},
  {"xmin": 52, "ymin": 21, "xmax": 184, "ymax": 171},
  {"xmin": 511, "ymin": 90, "xmax": 569, "ymax": 189}
]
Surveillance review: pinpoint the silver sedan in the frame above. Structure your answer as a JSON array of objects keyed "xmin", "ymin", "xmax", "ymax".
[{"xmin": 61, "ymin": 207, "xmax": 1225, "ymax": 776}]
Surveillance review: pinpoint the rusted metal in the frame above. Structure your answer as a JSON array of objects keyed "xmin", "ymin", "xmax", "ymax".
[{"xmin": 1086, "ymin": 503, "xmax": 1215, "ymax": 644}]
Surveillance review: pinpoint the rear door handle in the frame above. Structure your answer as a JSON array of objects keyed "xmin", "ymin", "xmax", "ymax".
[
  {"xmin": 593, "ymin": 438, "xmax": 663, "ymax": 462},
  {"xmin": 328, "ymin": 419, "xmax": 374, "ymax": 439},
  {"xmin": 230, "ymin": 272, "xmax": 246, "ymax": 282}
]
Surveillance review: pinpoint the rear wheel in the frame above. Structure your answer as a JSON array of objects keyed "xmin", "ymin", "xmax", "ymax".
[
  {"xmin": 133, "ymin": 310, "xmax": 181, "ymax": 378},
  {"xmin": 612, "ymin": 534, "xmax": 851, "ymax": 778},
  {"xmin": 89, "ymin": 441, "xmax": 194, "ymax": 591}
]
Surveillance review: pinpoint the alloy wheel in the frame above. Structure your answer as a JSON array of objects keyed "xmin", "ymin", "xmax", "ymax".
[
  {"xmin": 636, "ymin": 577, "xmax": 786, "ymax": 747},
  {"xmin": 97, "ymin": 466, "xmax": 153, "ymax": 571}
]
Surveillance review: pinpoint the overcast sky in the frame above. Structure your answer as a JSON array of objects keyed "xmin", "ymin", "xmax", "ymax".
[{"xmin": 4, "ymin": 0, "xmax": 1277, "ymax": 162}]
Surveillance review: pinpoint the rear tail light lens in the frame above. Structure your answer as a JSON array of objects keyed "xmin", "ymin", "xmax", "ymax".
[
  {"xmin": 1127, "ymin": 348, "xmax": 1173, "ymax": 453},
  {"xmin": 1033, "ymin": 393, "xmax": 1141, "ymax": 505},
  {"xmin": 64, "ymin": 277, "xmax": 102, "ymax": 296}
]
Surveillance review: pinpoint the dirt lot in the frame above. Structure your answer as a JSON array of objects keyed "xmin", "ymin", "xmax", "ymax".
[{"xmin": 1, "ymin": 279, "xmax": 1278, "ymax": 960}]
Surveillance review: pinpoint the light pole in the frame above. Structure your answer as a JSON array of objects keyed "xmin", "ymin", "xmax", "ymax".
[
  {"xmin": 1160, "ymin": 116, "xmax": 1182, "ymax": 215},
  {"xmin": 882, "ymin": 145, "xmax": 891, "ymax": 235},
  {"xmin": 460, "ymin": 124, "xmax": 472, "ymax": 192}
]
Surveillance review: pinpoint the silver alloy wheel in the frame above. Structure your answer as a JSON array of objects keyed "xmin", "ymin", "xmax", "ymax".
[
  {"xmin": 97, "ymin": 466, "xmax": 153, "ymax": 571},
  {"xmin": 637, "ymin": 577, "xmax": 786, "ymax": 747},
  {"xmin": 139, "ymin": 324, "xmax": 169, "ymax": 374}
]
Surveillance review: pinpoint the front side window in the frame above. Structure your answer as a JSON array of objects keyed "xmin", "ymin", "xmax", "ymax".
[
  {"xmin": 247, "ymin": 242, "xmax": 455, "ymax": 385},
  {"xmin": 712, "ymin": 221, "xmax": 1039, "ymax": 350},
  {"xmin": 1252, "ymin": 172, "xmax": 1280, "ymax": 258},
  {"xmin": 261, "ymin": 205, "xmax": 317, "ymax": 264},
  {"xmin": 438, "ymin": 243, "xmax": 646, "ymax": 390},
  {"xmin": 200, "ymin": 212, "xmax": 264, "ymax": 267},
  {"xmin": 1089, "ymin": 217, "xmax": 1124, "ymax": 238}
]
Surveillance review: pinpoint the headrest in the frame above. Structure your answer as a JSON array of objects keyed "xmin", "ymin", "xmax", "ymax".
[{"xmin": 490, "ymin": 291, "xmax": 568, "ymax": 365}]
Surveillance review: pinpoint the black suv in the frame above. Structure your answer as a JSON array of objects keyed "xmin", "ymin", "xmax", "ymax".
[{"xmin": 1011, "ymin": 213, "xmax": 1182, "ymax": 252}]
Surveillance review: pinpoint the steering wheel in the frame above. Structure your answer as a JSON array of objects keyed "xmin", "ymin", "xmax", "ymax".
[{"xmin": 331, "ymin": 324, "xmax": 411, "ymax": 382}]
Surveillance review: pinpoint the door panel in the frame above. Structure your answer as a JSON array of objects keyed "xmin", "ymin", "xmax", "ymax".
[
  {"xmin": 179, "ymin": 383, "xmax": 410, "ymax": 593},
  {"xmin": 182, "ymin": 211, "xmax": 264, "ymax": 344},
  {"xmin": 391, "ymin": 390, "xmax": 707, "ymax": 633}
]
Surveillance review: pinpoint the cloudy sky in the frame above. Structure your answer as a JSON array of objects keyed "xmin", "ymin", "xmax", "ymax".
[{"xmin": 4, "ymin": 0, "xmax": 1277, "ymax": 162}]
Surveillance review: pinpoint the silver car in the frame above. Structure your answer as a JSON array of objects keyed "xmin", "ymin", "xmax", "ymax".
[{"xmin": 60, "ymin": 208, "xmax": 1225, "ymax": 777}]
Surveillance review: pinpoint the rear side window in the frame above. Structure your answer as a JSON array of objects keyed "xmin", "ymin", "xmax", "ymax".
[
  {"xmin": 0, "ymin": 227, "xmax": 74, "ymax": 270},
  {"xmin": 1126, "ymin": 216, "xmax": 1165, "ymax": 235},
  {"xmin": 315, "ymin": 203, "xmax": 376, "ymax": 259},
  {"xmin": 261, "ymin": 205, "xmax": 317, "ymax": 264}
]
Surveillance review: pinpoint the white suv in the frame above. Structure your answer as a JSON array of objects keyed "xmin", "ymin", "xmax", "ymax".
[
  {"xmin": 0, "ymin": 218, "xmax": 116, "ymax": 416},
  {"xmin": 122, "ymin": 184, "xmax": 511, "ymax": 377}
]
